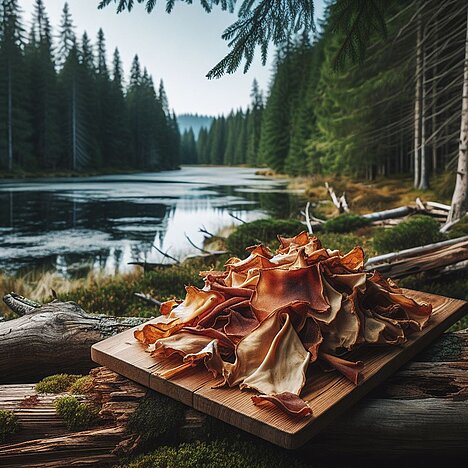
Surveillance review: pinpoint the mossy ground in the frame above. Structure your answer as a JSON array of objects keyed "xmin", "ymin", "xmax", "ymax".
[{"xmin": 118, "ymin": 439, "xmax": 313, "ymax": 468}]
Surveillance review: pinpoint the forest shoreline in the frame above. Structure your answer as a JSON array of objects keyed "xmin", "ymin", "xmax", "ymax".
[{"xmin": 0, "ymin": 166, "xmax": 183, "ymax": 180}]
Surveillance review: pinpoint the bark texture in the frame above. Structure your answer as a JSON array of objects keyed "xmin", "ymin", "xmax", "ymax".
[{"xmin": 0, "ymin": 298, "xmax": 147, "ymax": 383}]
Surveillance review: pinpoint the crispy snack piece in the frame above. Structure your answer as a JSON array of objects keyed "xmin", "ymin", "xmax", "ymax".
[{"xmin": 134, "ymin": 232, "xmax": 432, "ymax": 418}]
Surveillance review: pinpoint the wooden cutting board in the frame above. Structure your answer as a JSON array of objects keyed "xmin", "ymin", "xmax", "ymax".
[{"xmin": 91, "ymin": 290, "xmax": 467, "ymax": 449}]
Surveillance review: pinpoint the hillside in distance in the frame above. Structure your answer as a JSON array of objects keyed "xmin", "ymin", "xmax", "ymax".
[{"xmin": 177, "ymin": 114, "xmax": 214, "ymax": 137}]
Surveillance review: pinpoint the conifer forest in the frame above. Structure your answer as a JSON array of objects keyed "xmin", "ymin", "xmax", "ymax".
[
  {"xmin": 0, "ymin": 0, "xmax": 180, "ymax": 172},
  {"xmin": 182, "ymin": 0, "xmax": 467, "ymax": 192}
]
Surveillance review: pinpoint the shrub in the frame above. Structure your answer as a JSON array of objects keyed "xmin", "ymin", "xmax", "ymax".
[
  {"xmin": 322, "ymin": 214, "xmax": 370, "ymax": 233},
  {"xmin": 54, "ymin": 396, "xmax": 99, "ymax": 431},
  {"xmin": 0, "ymin": 410, "xmax": 19, "ymax": 443},
  {"xmin": 36, "ymin": 374, "xmax": 82, "ymax": 394},
  {"xmin": 119, "ymin": 439, "xmax": 310, "ymax": 468},
  {"xmin": 373, "ymin": 215, "xmax": 445, "ymax": 254},
  {"xmin": 226, "ymin": 218, "xmax": 305, "ymax": 257}
]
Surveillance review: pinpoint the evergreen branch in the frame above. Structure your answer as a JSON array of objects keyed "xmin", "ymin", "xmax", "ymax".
[
  {"xmin": 99, "ymin": 0, "xmax": 315, "ymax": 78},
  {"xmin": 330, "ymin": 0, "xmax": 388, "ymax": 70}
]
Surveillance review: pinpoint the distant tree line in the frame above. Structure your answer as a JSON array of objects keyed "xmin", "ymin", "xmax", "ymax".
[
  {"xmin": 180, "ymin": 79, "xmax": 264, "ymax": 166},
  {"xmin": 182, "ymin": 0, "xmax": 467, "ymax": 190},
  {"xmin": 0, "ymin": 0, "xmax": 180, "ymax": 172}
]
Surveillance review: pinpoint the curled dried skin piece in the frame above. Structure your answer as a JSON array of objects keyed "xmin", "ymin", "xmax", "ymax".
[
  {"xmin": 134, "ymin": 286, "xmax": 225, "ymax": 344},
  {"xmin": 251, "ymin": 392, "xmax": 312, "ymax": 417},
  {"xmin": 239, "ymin": 313, "xmax": 310, "ymax": 395},
  {"xmin": 320, "ymin": 352, "xmax": 364, "ymax": 385}
]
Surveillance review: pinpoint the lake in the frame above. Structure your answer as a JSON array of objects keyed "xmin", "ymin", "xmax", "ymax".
[{"xmin": 0, "ymin": 166, "xmax": 305, "ymax": 277}]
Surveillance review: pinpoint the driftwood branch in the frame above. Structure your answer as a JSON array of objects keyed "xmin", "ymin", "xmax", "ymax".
[
  {"xmin": 0, "ymin": 297, "xmax": 148, "ymax": 383},
  {"xmin": 0, "ymin": 330, "xmax": 467, "ymax": 465}
]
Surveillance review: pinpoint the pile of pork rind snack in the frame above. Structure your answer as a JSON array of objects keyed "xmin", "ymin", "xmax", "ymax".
[{"xmin": 135, "ymin": 232, "xmax": 432, "ymax": 417}]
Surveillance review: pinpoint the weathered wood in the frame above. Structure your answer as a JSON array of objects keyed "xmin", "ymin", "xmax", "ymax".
[
  {"xmin": 367, "ymin": 238, "xmax": 468, "ymax": 278},
  {"xmin": 366, "ymin": 236, "xmax": 468, "ymax": 264},
  {"xmin": 325, "ymin": 182, "xmax": 350, "ymax": 213},
  {"xmin": 0, "ymin": 298, "xmax": 147, "ymax": 383},
  {"xmin": 91, "ymin": 290, "xmax": 468, "ymax": 449},
  {"xmin": 1, "ymin": 330, "xmax": 467, "ymax": 465},
  {"xmin": 362, "ymin": 205, "xmax": 415, "ymax": 222}
]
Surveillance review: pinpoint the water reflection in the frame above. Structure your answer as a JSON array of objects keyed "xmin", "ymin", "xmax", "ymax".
[{"xmin": 0, "ymin": 167, "xmax": 304, "ymax": 277}]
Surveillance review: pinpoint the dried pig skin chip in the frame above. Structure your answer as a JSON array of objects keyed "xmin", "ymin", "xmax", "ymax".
[
  {"xmin": 239, "ymin": 313, "xmax": 310, "ymax": 396},
  {"xmin": 320, "ymin": 352, "xmax": 364, "ymax": 385},
  {"xmin": 251, "ymin": 264, "xmax": 329, "ymax": 321},
  {"xmin": 251, "ymin": 392, "xmax": 313, "ymax": 417},
  {"xmin": 135, "ymin": 286, "xmax": 225, "ymax": 343},
  {"xmin": 132, "ymin": 232, "xmax": 433, "ymax": 419}
]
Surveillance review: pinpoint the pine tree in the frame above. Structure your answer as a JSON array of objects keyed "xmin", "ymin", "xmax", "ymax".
[
  {"xmin": 25, "ymin": 0, "xmax": 60, "ymax": 169},
  {"xmin": 109, "ymin": 47, "xmax": 131, "ymax": 167},
  {"xmin": 0, "ymin": 0, "xmax": 30, "ymax": 170},
  {"xmin": 246, "ymin": 79, "xmax": 263, "ymax": 165},
  {"xmin": 56, "ymin": 2, "xmax": 74, "ymax": 69}
]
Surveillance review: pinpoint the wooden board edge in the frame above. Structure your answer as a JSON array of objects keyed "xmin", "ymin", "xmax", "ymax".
[
  {"xmin": 290, "ymin": 300, "xmax": 468, "ymax": 449},
  {"xmin": 91, "ymin": 344, "xmax": 151, "ymax": 389}
]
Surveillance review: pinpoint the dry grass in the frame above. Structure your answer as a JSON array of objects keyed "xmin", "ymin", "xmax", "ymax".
[
  {"xmin": 295, "ymin": 173, "xmax": 452, "ymax": 217},
  {"xmin": 0, "ymin": 269, "xmax": 142, "ymax": 318}
]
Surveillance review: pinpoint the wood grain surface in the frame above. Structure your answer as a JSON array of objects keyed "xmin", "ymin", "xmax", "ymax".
[{"xmin": 91, "ymin": 289, "xmax": 468, "ymax": 449}]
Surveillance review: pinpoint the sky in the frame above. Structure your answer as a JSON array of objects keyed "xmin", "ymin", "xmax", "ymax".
[{"xmin": 20, "ymin": 0, "xmax": 325, "ymax": 116}]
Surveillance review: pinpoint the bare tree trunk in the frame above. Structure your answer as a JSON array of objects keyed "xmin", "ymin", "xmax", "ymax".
[
  {"xmin": 414, "ymin": 10, "xmax": 422, "ymax": 188},
  {"xmin": 72, "ymin": 76, "xmax": 77, "ymax": 171},
  {"xmin": 7, "ymin": 60, "xmax": 13, "ymax": 171},
  {"xmin": 419, "ymin": 34, "xmax": 429, "ymax": 190},
  {"xmin": 446, "ymin": 8, "xmax": 468, "ymax": 224}
]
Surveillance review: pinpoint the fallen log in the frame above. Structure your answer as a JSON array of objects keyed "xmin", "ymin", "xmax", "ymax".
[
  {"xmin": 362, "ymin": 205, "xmax": 415, "ymax": 222},
  {"xmin": 366, "ymin": 236, "xmax": 468, "ymax": 266},
  {"xmin": 366, "ymin": 237, "xmax": 468, "ymax": 278},
  {"xmin": 0, "ymin": 330, "xmax": 466, "ymax": 465},
  {"xmin": 0, "ymin": 297, "xmax": 148, "ymax": 383}
]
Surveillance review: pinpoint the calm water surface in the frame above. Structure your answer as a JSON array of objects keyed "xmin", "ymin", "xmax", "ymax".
[{"xmin": 0, "ymin": 167, "xmax": 304, "ymax": 276}]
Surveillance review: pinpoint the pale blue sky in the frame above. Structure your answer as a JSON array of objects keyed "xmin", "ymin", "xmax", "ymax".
[{"xmin": 20, "ymin": 1, "xmax": 325, "ymax": 115}]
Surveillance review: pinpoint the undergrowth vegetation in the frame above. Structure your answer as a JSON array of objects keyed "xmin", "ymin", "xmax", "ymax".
[{"xmin": 373, "ymin": 215, "xmax": 445, "ymax": 254}]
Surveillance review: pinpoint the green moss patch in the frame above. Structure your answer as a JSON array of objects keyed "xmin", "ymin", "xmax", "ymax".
[
  {"xmin": 0, "ymin": 410, "xmax": 20, "ymax": 443},
  {"xmin": 54, "ymin": 395, "xmax": 99, "ymax": 431},
  {"xmin": 119, "ymin": 439, "xmax": 310, "ymax": 468},
  {"xmin": 36, "ymin": 374, "xmax": 83, "ymax": 394},
  {"xmin": 69, "ymin": 376, "xmax": 93, "ymax": 394},
  {"xmin": 127, "ymin": 391, "xmax": 185, "ymax": 446}
]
